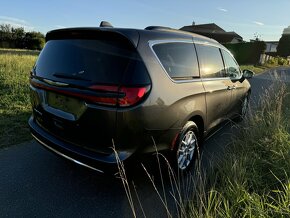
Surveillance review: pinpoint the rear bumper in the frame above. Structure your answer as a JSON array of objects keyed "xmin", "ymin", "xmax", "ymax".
[{"xmin": 28, "ymin": 116, "xmax": 134, "ymax": 174}]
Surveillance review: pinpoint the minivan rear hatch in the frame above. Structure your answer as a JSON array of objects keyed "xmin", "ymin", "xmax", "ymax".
[{"xmin": 30, "ymin": 29, "xmax": 151, "ymax": 154}]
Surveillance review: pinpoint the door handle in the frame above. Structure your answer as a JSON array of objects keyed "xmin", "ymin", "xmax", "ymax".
[{"xmin": 227, "ymin": 85, "xmax": 236, "ymax": 90}]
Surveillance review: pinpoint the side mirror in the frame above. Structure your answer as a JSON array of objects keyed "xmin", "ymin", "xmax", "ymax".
[
  {"xmin": 242, "ymin": 69, "xmax": 254, "ymax": 79},
  {"xmin": 239, "ymin": 69, "xmax": 254, "ymax": 82}
]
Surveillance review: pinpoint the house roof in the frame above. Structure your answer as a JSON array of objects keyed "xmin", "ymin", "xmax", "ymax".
[
  {"xmin": 180, "ymin": 23, "xmax": 243, "ymax": 43},
  {"xmin": 180, "ymin": 23, "xmax": 226, "ymax": 33}
]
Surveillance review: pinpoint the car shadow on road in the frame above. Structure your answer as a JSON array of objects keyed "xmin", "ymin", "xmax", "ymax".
[{"xmin": 0, "ymin": 118, "xmax": 244, "ymax": 217}]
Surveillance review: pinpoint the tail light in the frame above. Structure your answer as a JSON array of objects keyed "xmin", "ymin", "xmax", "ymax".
[
  {"xmin": 88, "ymin": 85, "xmax": 119, "ymax": 106},
  {"xmin": 31, "ymin": 79, "xmax": 151, "ymax": 107},
  {"xmin": 89, "ymin": 85, "xmax": 151, "ymax": 107},
  {"xmin": 118, "ymin": 86, "xmax": 149, "ymax": 107}
]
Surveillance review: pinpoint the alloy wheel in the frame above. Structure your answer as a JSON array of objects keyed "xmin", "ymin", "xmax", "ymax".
[
  {"xmin": 241, "ymin": 96, "xmax": 248, "ymax": 118},
  {"xmin": 177, "ymin": 130, "xmax": 197, "ymax": 170}
]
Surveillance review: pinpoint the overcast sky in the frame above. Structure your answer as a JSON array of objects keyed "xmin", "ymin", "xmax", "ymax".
[{"xmin": 1, "ymin": 0, "xmax": 289, "ymax": 41}]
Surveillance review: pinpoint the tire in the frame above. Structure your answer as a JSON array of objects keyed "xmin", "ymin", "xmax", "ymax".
[
  {"xmin": 173, "ymin": 121, "xmax": 199, "ymax": 172},
  {"xmin": 238, "ymin": 93, "xmax": 250, "ymax": 121}
]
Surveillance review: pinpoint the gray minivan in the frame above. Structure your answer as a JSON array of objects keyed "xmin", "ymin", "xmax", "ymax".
[{"xmin": 29, "ymin": 25, "xmax": 253, "ymax": 173}]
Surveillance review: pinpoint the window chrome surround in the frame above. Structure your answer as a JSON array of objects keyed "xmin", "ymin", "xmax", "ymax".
[
  {"xmin": 149, "ymin": 39, "xmax": 202, "ymax": 84},
  {"xmin": 192, "ymin": 40, "xmax": 224, "ymax": 49},
  {"xmin": 201, "ymin": 77, "xmax": 232, "ymax": 81},
  {"xmin": 194, "ymin": 41, "xmax": 242, "ymax": 81},
  {"xmin": 220, "ymin": 48, "xmax": 243, "ymax": 78},
  {"xmin": 149, "ymin": 39, "xmax": 233, "ymax": 83}
]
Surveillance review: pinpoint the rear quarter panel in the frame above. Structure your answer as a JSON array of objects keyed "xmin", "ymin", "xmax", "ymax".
[
  {"xmin": 136, "ymin": 37, "xmax": 206, "ymax": 130},
  {"xmin": 114, "ymin": 37, "xmax": 207, "ymax": 152}
]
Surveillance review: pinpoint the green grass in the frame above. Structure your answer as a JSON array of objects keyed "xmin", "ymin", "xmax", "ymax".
[
  {"xmin": 240, "ymin": 64, "xmax": 288, "ymax": 75},
  {"xmin": 240, "ymin": 65, "xmax": 269, "ymax": 74},
  {"xmin": 116, "ymin": 81, "xmax": 290, "ymax": 218},
  {"xmin": 188, "ymin": 82, "xmax": 290, "ymax": 217},
  {"xmin": 0, "ymin": 49, "xmax": 39, "ymax": 147}
]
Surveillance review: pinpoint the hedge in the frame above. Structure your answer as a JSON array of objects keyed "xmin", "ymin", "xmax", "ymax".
[
  {"xmin": 224, "ymin": 41, "xmax": 266, "ymax": 65},
  {"xmin": 277, "ymin": 34, "xmax": 290, "ymax": 57}
]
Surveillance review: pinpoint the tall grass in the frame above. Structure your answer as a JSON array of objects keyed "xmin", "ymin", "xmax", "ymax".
[
  {"xmin": 116, "ymin": 80, "xmax": 290, "ymax": 217},
  {"xmin": 0, "ymin": 49, "xmax": 38, "ymax": 147},
  {"xmin": 188, "ymin": 81, "xmax": 290, "ymax": 217}
]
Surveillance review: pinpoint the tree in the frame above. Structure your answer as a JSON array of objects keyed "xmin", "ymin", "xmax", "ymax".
[
  {"xmin": 277, "ymin": 34, "xmax": 290, "ymax": 57},
  {"xmin": 0, "ymin": 24, "xmax": 13, "ymax": 41},
  {"xmin": 23, "ymin": 31, "xmax": 45, "ymax": 50},
  {"xmin": 0, "ymin": 23, "xmax": 45, "ymax": 50},
  {"xmin": 11, "ymin": 27, "xmax": 25, "ymax": 48}
]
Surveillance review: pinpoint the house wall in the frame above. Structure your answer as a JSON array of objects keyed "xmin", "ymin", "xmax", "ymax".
[
  {"xmin": 230, "ymin": 38, "xmax": 243, "ymax": 44},
  {"xmin": 265, "ymin": 42, "xmax": 278, "ymax": 53}
]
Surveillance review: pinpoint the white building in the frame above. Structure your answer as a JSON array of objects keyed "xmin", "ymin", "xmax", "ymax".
[
  {"xmin": 282, "ymin": 25, "xmax": 290, "ymax": 35},
  {"xmin": 265, "ymin": 41, "xmax": 278, "ymax": 53}
]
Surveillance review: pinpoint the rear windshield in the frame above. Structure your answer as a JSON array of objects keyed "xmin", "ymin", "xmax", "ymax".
[{"xmin": 35, "ymin": 39, "xmax": 144, "ymax": 85}]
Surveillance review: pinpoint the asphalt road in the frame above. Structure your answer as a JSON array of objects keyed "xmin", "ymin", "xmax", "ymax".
[{"xmin": 1, "ymin": 67, "xmax": 289, "ymax": 217}]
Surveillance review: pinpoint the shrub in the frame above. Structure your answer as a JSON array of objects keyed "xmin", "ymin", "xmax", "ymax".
[
  {"xmin": 0, "ymin": 24, "xmax": 45, "ymax": 50},
  {"xmin": 277, "ymin": 34, "xmax": 290, "ymax": 57},
  {"xmin": 266, "ymin": 56, "xmax": 289, "ymax": 66},
  {"xmin": 277, "ymin": 56, "xmax": 289, "ymax": 65},
  {"xmin": 267, "ymin": 58, "xmax": 278, "ymax": 65},
  {"xmin": 224, "ymin": 41, "xmax": 266, "ymax": 65}
]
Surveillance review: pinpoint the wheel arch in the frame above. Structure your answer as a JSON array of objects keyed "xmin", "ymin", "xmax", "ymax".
[{"xmin": 188, "ymin": 115, "xmax": 204, "ymax": 142}]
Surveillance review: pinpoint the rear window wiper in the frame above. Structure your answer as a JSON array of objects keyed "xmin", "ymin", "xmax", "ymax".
[{"xmin": 53, "ymin": 73, "xmax": 91, "ymax": 81}]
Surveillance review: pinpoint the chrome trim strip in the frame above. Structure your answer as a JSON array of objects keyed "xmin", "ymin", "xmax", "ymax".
[
  {"xmin": 171, "ymin": 78, "xmax": 202, "ymax": 83},
  {"xmin": 201, "ymin": 77, "xmax": 231, "ymax": 81},
  {"xmin": 149, "ymin": 39, "xmax": 222, "ymax": 48},
  {"xmin": 149, "ymin": 39, "xmax": 193, "ymax": 47},
  {"xmin": 43, "ymin": 79, "xmax": 69, "ymax": 87},
  {"xmin": 32, "ymin": 134, "xmax": 104, "ymax": 174},
  {"xmin": 33, "ymin": 108, "xmax": 43, "ymax": 116},
  {"xmin": 204, "ymin": 121, "xmax": 229, "ymax": 142},
  {"xmin": 148, "ymin": 40, "xmax": 240, "ymax": 83},
  {"xmin": 193, "ymin": 41, "xmax": 225, "ymax": 49}
]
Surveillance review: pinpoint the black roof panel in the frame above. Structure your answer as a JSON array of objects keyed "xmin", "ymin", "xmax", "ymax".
[{"xmin": 46, "ymin": 27, "xmax": 219, "ymax": 48}]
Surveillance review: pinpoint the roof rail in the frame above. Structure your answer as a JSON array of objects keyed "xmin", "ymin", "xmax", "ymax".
[
  {"xmin": 145, "ymin": 26, "xmax": 173, "ymax": 31},
  {"xmin": 99, "ymin": 21, "xmax": 113, "ymax": 28}
]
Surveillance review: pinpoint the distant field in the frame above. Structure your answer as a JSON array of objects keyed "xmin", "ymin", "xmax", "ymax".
[{"xmin": 0, "ymin": 49, "xmax": 39, "ymax": 147}]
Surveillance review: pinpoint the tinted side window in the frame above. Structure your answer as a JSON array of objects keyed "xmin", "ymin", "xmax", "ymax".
[
  {"xmin": 153, "ymin": 42, "xmax": 199, "ymax": 80},
  {"xmin": 221, "ymin": 50, "xmax": 242, "ymax": 79},
  {"xmin": 195, "ymin": 44, "xmax": 225, "ymax": 78}
]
